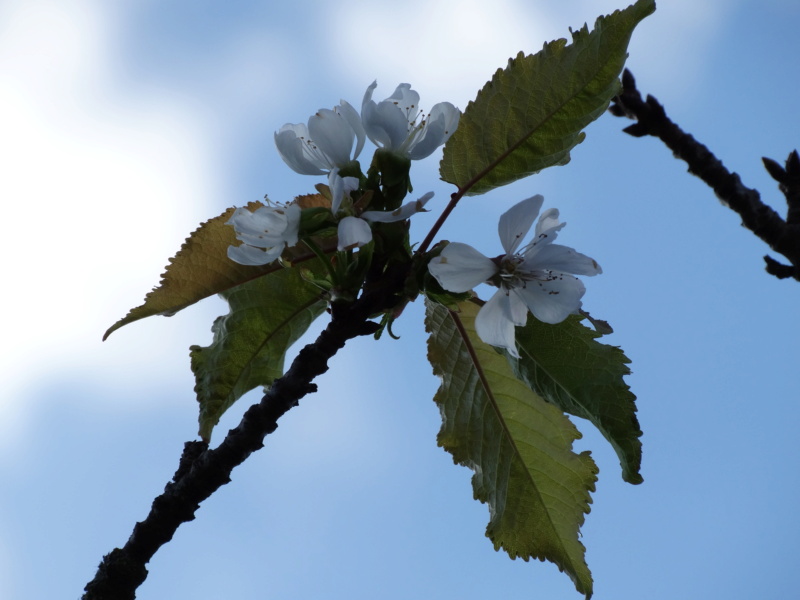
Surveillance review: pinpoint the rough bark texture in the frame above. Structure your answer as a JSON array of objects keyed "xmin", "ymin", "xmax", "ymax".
[{"xmin": 83, "ymin": 261, "xmax": 409, "ymax": 600}]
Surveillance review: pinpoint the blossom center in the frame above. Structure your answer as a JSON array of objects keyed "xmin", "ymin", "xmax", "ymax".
[
  {"xmin": 398, "ymin": 110, "xmax": 429, "ymax": 153},
  {"xmin": 498, "ymin": 255, "xmax": 559, "ymax": 294}
]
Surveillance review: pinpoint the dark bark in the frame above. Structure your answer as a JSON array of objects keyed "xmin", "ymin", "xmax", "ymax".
[
  {"xmin": 610, "ymin": 69, "xmax": 800, "ymax": 281},
  {"xmin": 83, "ymin": 262, "xmax": 409, "ymax": 600}
]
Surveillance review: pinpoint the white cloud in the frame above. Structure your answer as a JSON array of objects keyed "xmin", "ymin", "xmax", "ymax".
[
  {"xmin": 324, "ymin": 0, "xmax": 556, "ymax": 108},
  {"xmin": 0, "ymin": 0, "xmax": 221, "ymax": 450},
  {"xmin": 617, "ymin": 0, "xmax": 741, "ymax": 102},
  {"xmin": 326, "ymin": 0, "xmax": 740, "ymax": 109}
]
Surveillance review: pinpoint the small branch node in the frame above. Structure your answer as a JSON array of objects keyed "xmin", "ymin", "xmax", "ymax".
[{"xmin": 764, "ymin": 255, "xmax": 796, "ymax": 279}]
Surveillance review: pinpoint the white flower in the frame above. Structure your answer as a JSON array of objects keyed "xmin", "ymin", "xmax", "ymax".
[
  {"xmin": 361, "ymin": 82, "xmax": 460, "ymax": 160},
  {"xmin": 226, "ymin": 203, "xmax": 301, "ymax": 266},
  {"xmin": 275, "ymin": 101, "xmax": 366, "ymax": 175},
  {"xmin": 329, "ymin": 168, "xmax": 360, "ymax": 216},
  {"xmin": 330, "ymin": 168, "xmax": 434, "ymax": 250},
  {"xmin": 428, "ymin": 195, "xmax": 601, "ymax": 357},
  {"xmin": 336, "ymin": 216, "xmax": 374, "ymax": 251},
  {"xmin": 337, "ymin": 190, "xmax": 435, "ymax": 251}
]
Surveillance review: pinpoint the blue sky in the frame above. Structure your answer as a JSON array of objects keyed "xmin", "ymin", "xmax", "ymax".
[{"xmin": 2, "ymin": 1, "xmax": 799, "ymax": 599}]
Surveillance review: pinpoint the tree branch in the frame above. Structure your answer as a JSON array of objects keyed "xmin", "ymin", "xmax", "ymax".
[
  {"xmin": 609, "ymin": 69, "xmax": 800, "ymax": 281},
  {"xmin": 83, "ymin": 262, "xmax": 409, "ymax": 600}
]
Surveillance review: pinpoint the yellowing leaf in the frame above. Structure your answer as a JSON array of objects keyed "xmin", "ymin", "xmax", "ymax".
[
  {"xmin": 103, "ymin": 201, "xmax": 310, "ymax": 340},
  {"xmin": 295, "ymin": 192, "xmax": 331, "ymax": 209}
]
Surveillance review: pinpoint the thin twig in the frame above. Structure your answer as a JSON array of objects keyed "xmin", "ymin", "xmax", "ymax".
[
  {"xmin": 417, "ymin": 191, "xmax": 462, "ymax": 255},
  {"xmin": 609, "ymin": 69, "xmax": 800, "ymax": 281}
]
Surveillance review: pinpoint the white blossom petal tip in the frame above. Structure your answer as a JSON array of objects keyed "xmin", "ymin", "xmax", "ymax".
[
  {"xmin": 275, "ymin": 100, "xmax": 365, "ymax": 176},
  {"xmin": 475, "ymin": 290, "xmax": 520, "ymax": 358},
  {"xmin": 226, "ymin": 203, "xmax": 301, "ymax": 266},
  {"xmin": 428, "ymin": 242, "xmax": 497, "ymax": 293},
  {"xmin": 361, "ymin": 191, "xmax": 434, "ymax": 223},
  {"xmin": 361, "ymin": 82, "xmax": 460, "ymax": 160},
  {"xmin": 329, "ymin": 169, "xmax": 360, "ymax": 215},
  {"xmin": 498, "ymin": 195, "xmax": 544, "ymax": 255},
  {"xmin": 337, "ymin": 216, "xmax": 373, "ymax": 251}
]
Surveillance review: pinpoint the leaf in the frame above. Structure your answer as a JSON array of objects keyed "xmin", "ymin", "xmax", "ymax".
[
  {"xmin": 425, "ymin": 299, "xmax": 598, "ymax": 598},
  {"xmin": 104, "ymin": 200, "xmax": 299, "ymax": 340},
  {"xmin": 190, "ymin": 265, "xmax": 327, "ymax": 441},
  {"xmin": 511, "ymin": 314, "xmax": 643, "ymax": 484},
  {"xmin": 439, "ymin": 0, "xmax": 655, "ymax": 195}
]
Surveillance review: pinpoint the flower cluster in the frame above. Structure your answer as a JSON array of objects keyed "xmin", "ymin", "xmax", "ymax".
[
  {"xmin": 227, "ymin": 82, "xmax": 460, "ymax": 265},
  {"xmin": 226, "ymin": 203, "xmax": 300, "ymax": 266},
  {"xmin": 428, "ymin": 195, "xmax": 601, "ymax": 357},
  {"xmin": 331, "ymin": 167, "xmax": 434, "ymax": 251}
]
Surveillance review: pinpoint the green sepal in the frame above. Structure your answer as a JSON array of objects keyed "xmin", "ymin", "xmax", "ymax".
[
  {"xmin": 366, "ymin": 148, "xmax": 412, "ymax": 210},
  {"xmin": 299, "ymin": 206, "xmax": 334, "ymax": 234}
]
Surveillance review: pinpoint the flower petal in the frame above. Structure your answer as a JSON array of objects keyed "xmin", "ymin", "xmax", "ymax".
[
  {"xmin": 498, "ymin": 195, "xmax": 543, "ymax": 255},
  {"xmin": 386, "ymin": 83, "xmax": 421, "ymax": 122},
  {"xmin": 407, "ymin": 102, "xmax": 460, "ymax": 160},
  {"xmin": 535, "ymin": 208, "xmax": 563, "ymax": 237},
  {"xmin": 519, "ymin": 208, "xmax": 567, "ymax": 252},
  {"xmin": 505, "ymin": 287, "xmax": 530, "ymax": 326},
  {"xmin": 227, "ymin": 207, "xmax": 286, "ymax": 246},
  {"xmin": 362, "ymin": 191, "xmax": 434, "ymax": 223},
  {"xmin": 362, "ymin": 81, "xmax": 377, "ymax": 105},
  {"xmin": 362, "ymin": 81, "xmax": 411, "ymax": 150},
  {"xmin": 274, "ymin": 127, "xmax": 327, "ymax": 175},
  {"xmin": 226, "ymin": 203, "xmax": 300, "ymax": 256},
  {"xmin": 227, "ymin": 206, "xmax": 281, "ymax": 236},
  {"xmin": 308, "ymin": 108, "xmax": 355, "ymax": 167},
  {"xmin": 430, "ymin": 102, "xmax": 460, "ymax": 140},
  {"xmin": 428, "ymin": 242, "xmax": 497, "ymax": 293},
  {"xmin": 338, "ymin": 100, "xmax": 366, "ymax": 159},
  {"xmin": 337, "ymin": 216, "xmax": 372, "ymax": 250},
  {"xmin": 329, "ymin": 169, "xmax": 359, "ymax": 215},
  {"xmin": 513, "ymin": 273, "xmax": 586, "ymax": 324},
  {"xmin": 279, "ymin": 203, "xmax": 301, "ymax": 247},
  {"xmin": 523, "ymin": 243, "xmax": 602, "ymax": 276},
  {"xmin": 373, "ymin": 102, "xmax": 411, "ymax": 149},
  {"xmin": 475, "ymin": 290, "xmax": 520, "ymax": 357},
  {"xmin": 406, "ymin": 114, "xmax": 444, "ymax": 160},
  {"xmin": 227, "ymin": 242, "xmax": 283, "ymax": 266}
]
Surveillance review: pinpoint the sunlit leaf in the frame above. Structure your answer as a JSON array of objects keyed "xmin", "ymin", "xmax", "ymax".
[
  {"xmin": 440, "ymin": 0, "xmax": 655, "ymax": 195},
  {"xmin": 103, "ymin": 196, "xmax": 334, "ymax": 341},
  {"xmin": 104, "ymin": 201, "xmax": 277, "ymax": 340},
  {"xmin": 426, "ymin": 299, "xmax": 597, "ymax": 598},
  {"xmin": 511, "ymin": 314, "xmax": 643, "ymax": 484}
]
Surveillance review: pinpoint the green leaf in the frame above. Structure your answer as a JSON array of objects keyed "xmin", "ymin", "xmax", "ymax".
[
  {"xmin": 425, "ymin": 299, "xmax": 598, "ymax": 598},
  {"xmin": 190, "ymin": 265, "xmax": 327, "ymax": 441},
  {"xmin": 104, "ymin": 201, "xmax": 298, "ymax": 340},
  {"xmin": 511, "ymin": 314, "xmax": 643, "ymax": 484},
  {"xmin": 439, "ymin": 0, "xmax": 655, "ymax": 195}
]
